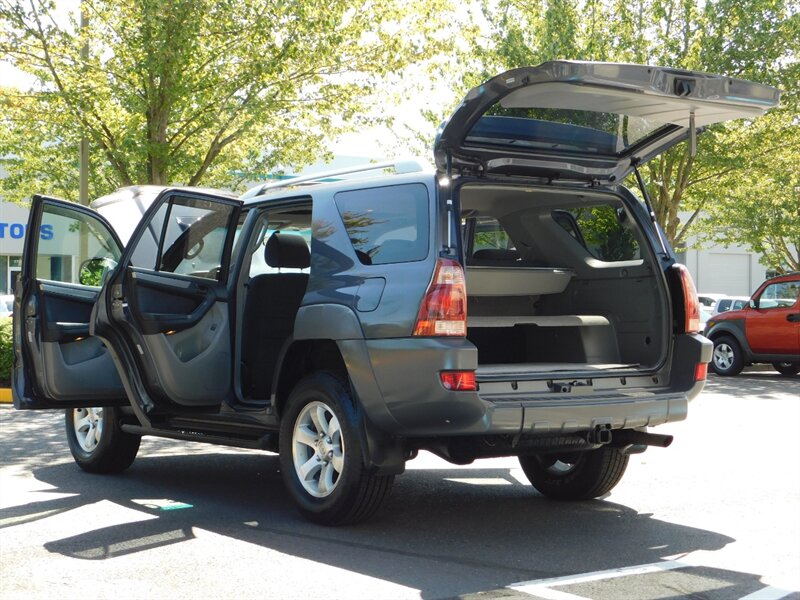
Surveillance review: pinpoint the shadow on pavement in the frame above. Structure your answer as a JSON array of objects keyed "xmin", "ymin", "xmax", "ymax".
[
  {"xmin": 705, "ymin": 370, "xmax": 800, "ymax": 399},
  {"xmin": 0, "ymin": 449, "xmax": 748, "ymax": 599}
]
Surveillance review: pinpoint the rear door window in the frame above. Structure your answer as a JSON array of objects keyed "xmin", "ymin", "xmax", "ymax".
[{"xmin": 334, "ymin": 184, "xmax": 429, "ymax": 265}]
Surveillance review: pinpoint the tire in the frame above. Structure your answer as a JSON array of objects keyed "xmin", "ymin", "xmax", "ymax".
[
  {"xmin": 518, "ymin": 447, "xmax": 630, "ymax": 500},
  {"xmin": 710, "ymin": 335, "xmax": 744, "ymax": 376},
  {"xmin": 773, "ymin": 362, "xmax": 800, "ymax": 376},
  {"xmin": 65, "ymin": 407, "xmax": 141, "ymax": 474},
  {"xmin": 279, "ymin": 372, "xmax": 394, "ymax": 526}
]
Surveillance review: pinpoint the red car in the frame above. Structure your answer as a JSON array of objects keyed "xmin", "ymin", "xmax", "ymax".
[{"xmin": 704, "ymin": 272, "xmax": 800, "ymax": 376}]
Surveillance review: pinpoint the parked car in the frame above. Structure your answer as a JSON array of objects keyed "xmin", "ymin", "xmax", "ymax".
[
  {"xmin": 698, "ymin": 293, "xmax": 727, "ymax": 309},
  {"xmin": 712, "ymin": 295, "xmax": 749, "ymax": 315},
  {"xmin": 0, "ymin": 294, "xmax": 13, "ymax": 319},
  {"xmin": 699, "ymin": 305, "xmax": 714, "ymax": 330},
  {"xmin": 13, "ymin": 62, "xmax": 779, "ymax": 524},
  {"xmin": 704, "ymin": 272, "xmax": 800, "ymax": 376}
]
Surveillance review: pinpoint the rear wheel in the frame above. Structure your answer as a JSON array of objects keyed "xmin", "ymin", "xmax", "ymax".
[
  {"xmin": 65, "ymin": 407, "xmax": 141, "ymax": 473},
  {"xmin": 518, "ymin": 447, "xmax": 629, "ymax": 500},
  {"xmin": 710, "ymin": 335, "xmax": 744, "ymax": 376},
  {"xmin": 773, "ymin": 362, "xmax": 800, "ymax": 376},
  {"xmin": 279, "ymin": 372, "xmax": 394, "ymax": 525}
]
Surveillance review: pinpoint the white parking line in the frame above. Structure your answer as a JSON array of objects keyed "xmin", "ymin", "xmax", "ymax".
[
  {"xmin": 738, "ymin": 586, "xmax": 798, "ymax": 600},
  {"xmin": 508, "ymin": 560, "xmax": 689, "ymax": 598}
]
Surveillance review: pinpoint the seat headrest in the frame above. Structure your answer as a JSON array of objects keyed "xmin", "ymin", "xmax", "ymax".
[{"xmin": 265, "ymin": 233, "xmax": 310, "ymax": 269}]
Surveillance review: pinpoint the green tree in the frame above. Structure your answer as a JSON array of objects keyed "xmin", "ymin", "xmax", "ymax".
[
  {"xmin": 0, "ymin": 0, "xmax": 452, "ymax": 204},
  {"xmin": 410, "ymin": 0, "xmax": 797, "ymax": 251},
  {"xmin": 693, "ymin": 108, "xmax": 800, "ymax": 272}
]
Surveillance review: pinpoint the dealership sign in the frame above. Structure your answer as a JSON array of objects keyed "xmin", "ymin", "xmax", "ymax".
[{"xmin": 0, "ymin": 222, "xmax": 54, "ymax": 240}]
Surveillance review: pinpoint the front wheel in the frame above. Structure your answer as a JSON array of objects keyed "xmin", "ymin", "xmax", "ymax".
[
  {"xmin": 279, "ymin": 372, "xmax": 394, "ymax": 525},
  {"xmin": 518, "ymin": 446, "xmax": 629, "ymax": 500},
  {"xmin": 710, "ymin": 335, "xmax": 744, "ymax": 376},
  {"xmin": 773, "ymin": 362, "xmax": 800, "ymax": 376},
  {"xmin": 65, "ymin": 407, "xmax": 141, "ymax": 473}
]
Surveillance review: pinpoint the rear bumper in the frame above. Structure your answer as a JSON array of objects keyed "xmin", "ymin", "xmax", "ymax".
[{"xmin": 355, "ymin": 333, "xmax": 709, "ymax": 438}]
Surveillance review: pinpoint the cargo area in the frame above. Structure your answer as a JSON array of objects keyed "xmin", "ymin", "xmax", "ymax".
[{"xmin": 458, "ymin": 183, "xmax": 669, "ymax": 380}]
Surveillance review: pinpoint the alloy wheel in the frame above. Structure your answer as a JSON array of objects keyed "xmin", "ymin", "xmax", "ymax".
[
  {"xmin": 73, "ymin": 407, "xmax": 104, "ymax": 453},
  {"xmin": 713, "ymin": 343, "xmax": 735, "ymax": 370},
  {"xmin": 291, "ymin": 400, "xmax": 344, "ymax": 498}
]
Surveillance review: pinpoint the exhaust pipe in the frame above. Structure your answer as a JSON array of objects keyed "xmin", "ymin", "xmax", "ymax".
[{"xmin": 612, "ymin": 429, "xmax": 674, "ymax": 448}]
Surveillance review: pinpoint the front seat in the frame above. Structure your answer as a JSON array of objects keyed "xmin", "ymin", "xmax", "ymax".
[{"xmin": 242, "ymin": 232, "xmax": 310, "ymax": 400}]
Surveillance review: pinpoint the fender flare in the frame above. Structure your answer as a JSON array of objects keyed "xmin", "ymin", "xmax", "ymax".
[{"xmin": 705, "ymin": 322, "xmax": 753, "ymax": 362}]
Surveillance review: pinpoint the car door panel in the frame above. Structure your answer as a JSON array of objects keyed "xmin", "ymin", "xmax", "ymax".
[
  {"xmin": 126, "ymin": 269, "xmax": 223, "ymax": 334},
  {"xmin": 747, "ymin": 300, "xmax": 800, "ymax": 355},
  {"xmin": 25, "ymin": 282, "xmax": 123, "ymax": 403},
  {"xmin": 142, "ymin": 301, "xmax": 231, "ymax": 405},
  {"xmin": 93, "ymin": 190, "xmax": 242, "ymax": 409},
  {"xmin": 14, "ymin": 197, "xmax": 126, "ymax": 410}
]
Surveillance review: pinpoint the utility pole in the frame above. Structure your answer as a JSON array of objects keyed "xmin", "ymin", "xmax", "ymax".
[{"xmin": 79, "ymin": 3, "xmax": 89, "ymax": 206}]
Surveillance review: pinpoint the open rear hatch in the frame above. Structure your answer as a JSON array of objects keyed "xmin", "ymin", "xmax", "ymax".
[
  {"xmin": 438, "ymin": 61, "xmax": 779, "ymax": 385},
  {"xmin": 435, "ymin": 61, "xmax": 780, "ymax": 183}
]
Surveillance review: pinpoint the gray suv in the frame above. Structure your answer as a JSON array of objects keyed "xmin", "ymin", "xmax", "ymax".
[{"xmin": 13, "ymin": 62, "xmax": 778, "ymax": 524}]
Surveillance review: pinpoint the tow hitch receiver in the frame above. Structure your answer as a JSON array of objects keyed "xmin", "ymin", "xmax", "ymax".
[{"xmin": 586, "ymin": 424, "xmax": 612, "ymax": 445}]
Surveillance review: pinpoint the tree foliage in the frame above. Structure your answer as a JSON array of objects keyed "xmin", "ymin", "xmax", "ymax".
[
  {"xmin": 417, "ymin": 0, "xmax": 798, "ymax": 268},
  {"xmin": 0, "ymin": 0, "xmax": 452, "ymax": 203}
]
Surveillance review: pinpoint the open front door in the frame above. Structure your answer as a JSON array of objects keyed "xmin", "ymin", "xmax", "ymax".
[
  {"xmin": 92, "ymin": 190, "xmax": 242, "ymax": 414},
  {"xmin": 14, "ymin": 196, "xmax": 126, "ymax": 409}
]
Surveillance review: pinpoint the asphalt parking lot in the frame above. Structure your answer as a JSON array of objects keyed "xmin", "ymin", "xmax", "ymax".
[{"xmin": 1, "ymin": 371, "xmax": 799, "ymax": 600}]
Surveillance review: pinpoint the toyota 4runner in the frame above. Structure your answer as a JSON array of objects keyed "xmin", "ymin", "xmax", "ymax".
[{"xmin": 13, "ymin": 62, "xmax": 779, "ymax": 524}]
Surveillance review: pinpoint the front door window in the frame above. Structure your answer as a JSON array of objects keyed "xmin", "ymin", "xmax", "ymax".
[{"xmin": 35, "ymin": 204, "xmax": 121, "ymax": 285}]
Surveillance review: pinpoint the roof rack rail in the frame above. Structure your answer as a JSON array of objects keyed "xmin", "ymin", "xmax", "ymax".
[{"xmin": 240, "ymin": 158, "xmax": 428, "ymax": 199}]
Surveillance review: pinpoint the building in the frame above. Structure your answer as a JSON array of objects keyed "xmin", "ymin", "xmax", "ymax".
[
  {"xmin": 679, "ymin": 244, "xmax": 767, "ymax": 297},
  {"xmin": 0, "ymin": 200, "xmax": 28, "ymax": 295}
]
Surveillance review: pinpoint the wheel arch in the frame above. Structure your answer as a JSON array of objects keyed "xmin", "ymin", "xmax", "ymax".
[
  {"xmin": 273, "ymin": 339, "xmax": 406, "ymax": 475},
  {"xmin": 707, "ymin": 322, "xmax": 754, "ymax": 362}
]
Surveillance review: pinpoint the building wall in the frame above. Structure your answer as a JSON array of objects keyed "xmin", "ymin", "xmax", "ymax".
[
  {"xmin": 0, "ymin": 201, "xmax": 30, "ymax": 294},
  {"xmin": 679, "ymin": 245, "xmax": 767, "ymax": 297}
]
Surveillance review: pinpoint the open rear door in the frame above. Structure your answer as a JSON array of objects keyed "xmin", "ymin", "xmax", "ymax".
[
  {"xmin": 91, "ymin": 189, "xmax": 242, "ymax": 416},
  {"xmin": 435, "ymin": 61, "xmax": 780, "ymax": 182},
  {"xmin": 13, "ymin": 196, "xmax": 126, "ymax": 409}
]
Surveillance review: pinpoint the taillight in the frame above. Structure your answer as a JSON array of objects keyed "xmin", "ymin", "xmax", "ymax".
[
  {"xmin": 440, "ymin": 370, "xmax": 477, "ymax": 391},
  {"xmin": 674, "ymin": 264, "xmax": 701, "ymax": 334},
  {"xmin": 413, "ymin": 258, "xmax": 467, "ymax": 336}
]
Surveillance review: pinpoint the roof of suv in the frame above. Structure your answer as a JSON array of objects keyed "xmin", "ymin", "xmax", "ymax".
[{"xmin": 240, "ymin": 159, "xmax": 432, "ymax": 203}]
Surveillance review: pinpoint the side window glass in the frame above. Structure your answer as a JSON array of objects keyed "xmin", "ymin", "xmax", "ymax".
[
  {"xmin": 334, "ymin": 184, "xmax": 429, "ymax": 265},
  {"xmin": 553, "ymin": 205, "xmax": 640, "ymax": 262},
  {"xmin": 129, "ymin": 202, "xmax": 167, "ymax": 270},
  {"xmin": 758, "ymin": 281, "xmax": 800, "ymax": 309},
  {"xmin": 159, "ymin": 197, "xmax": 235, "ymax": 280},
  {"xmin": 37, "ymin": 204, "xmax": 121, "ymax": 287},
  {"xmin": 471, "ymin": 217, "xmax": 518, "ymax": 261}
]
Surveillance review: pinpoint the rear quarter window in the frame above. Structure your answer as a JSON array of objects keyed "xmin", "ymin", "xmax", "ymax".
[
  {"xmin": 553, "ymin": 205, "xmax": 640, "ymax": 262},
  {"xmin": 334, "ymin": 184, "xmax": 429, "ymax": 265}
]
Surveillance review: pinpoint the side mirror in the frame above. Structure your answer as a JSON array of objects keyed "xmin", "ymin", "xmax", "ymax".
[
  {"xmin": 79, "ymin": 257, "xmax": 117, "ymax": 287},
  {"xmin": 749, "ymin": 298, "xmax": 758, "ymax": 309}
]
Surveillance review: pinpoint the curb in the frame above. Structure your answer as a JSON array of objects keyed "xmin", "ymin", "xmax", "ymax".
[{"xmin": 0, "ymin": 388, "xmax": 11, "ymax": 404}]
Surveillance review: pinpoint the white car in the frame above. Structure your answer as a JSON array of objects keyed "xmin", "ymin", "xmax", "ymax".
[
  {"xmin": 713, "ymin": 296, "xmax": 750, "ymax": 315},
  {"xmin": 697, "ymin": 293, "xmax": 727, "ymax": 309},
  {"xmin": 0, "ymin": 294, "xmax": 13, "ymax": 319}
]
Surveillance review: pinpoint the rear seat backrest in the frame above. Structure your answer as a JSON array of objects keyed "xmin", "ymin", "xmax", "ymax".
[{"xmin": 242, "ymin": 232, "xmax": 310, "ymax": 399}]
